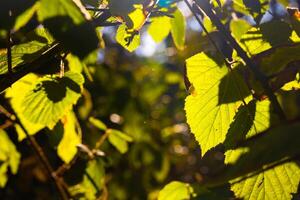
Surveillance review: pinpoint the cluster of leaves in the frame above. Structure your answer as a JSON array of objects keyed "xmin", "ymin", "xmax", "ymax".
[
  {"xmin": 0, "ymin": 0, "xmax": 191, "ymax": 199},
  {"xmin": 1, "ymin": 0, "xmax": 300, "ymax": 199},
  {"xmin": 160, "ymin": 0, "xmax": 300, "ymax": 199}
]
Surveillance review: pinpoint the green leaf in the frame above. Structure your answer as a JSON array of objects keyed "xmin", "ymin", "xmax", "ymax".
[
  {"xmin": 82, "ymin": 159, "xmax": 105, "ymax": 196},
  {"xmin": 108, "ymin": 129, "xmax": 133, "ymax": 154},
  {"xmin": 184, "ymin": 53, "xmax": 249, "ymax": 156},
  {"xmin": 69, "ymin": 158, "xmax": 105, "ymax": 199},
  {"xmin": 148, "ymin": 16, "xmax": 171, "ymax": 43},
  {"xmin": 5, "ymin": 73, "xmax": 44, "ymax": 141},
  {"xmin": 240, "ymin": 27, "xmax": 272, "ymax": 55},
  {"xmin": 230, "ymin": 19, "xmax": 251, "ymax": 40},
  {"xmin": 89, "ymin": 117, "xmax": 107, "ymax": 131},
  {"xmin": 158, "ymin": 181, "xmax": 193, "ymax": 200},
  {"xmin": 230, "ymin": 162, "xmax": 300, "ymax": 200},
  {"xmin": 57, "ymin": 112, "xmax": 81, "ymax": 163},
  {"xmin": 224, "ymin": 100, "xmax": 276, "ymax": 150},
  {"xmin": 37, "ymin": 0, "xmax": 99, "ymax": 59},
  {"xmin": 253, "ymin": 43, "xmax": 300, "ymax": 76},
  {"xmin": 116, "ymin": 24, "xmax": 140, "ymax": 52},
  {"xmin": 205, "ymin": 121, "xmax": 300, "ymax": 200},
  {"xmin": 0, "ymin": 129, "xmax": 21, "ymax": 187},
  {"xmin": 21, "ymin": 72, "xmax": 84, "ymax": 128},
  {"xmin": 0, "ymin": 39, "xmax": 52, "ymax": 75},
  {"xmin": 170, "ymin": 9, "xmax": 185, "ymax": 50},
  {"xmin": 13, "ymin": 2, "xmax": 39, "ymax": 31},
  {"xmin": 223, "ymin": 121, "xmax": 300, "ymax": 200}
]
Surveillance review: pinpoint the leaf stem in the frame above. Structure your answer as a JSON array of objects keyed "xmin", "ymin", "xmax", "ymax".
[{"xmin": 193, "ymin": 0, "xmax": 286, "ymax": 120}]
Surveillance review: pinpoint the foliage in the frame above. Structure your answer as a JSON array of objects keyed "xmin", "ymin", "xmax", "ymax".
[{"xmin": 1, "ymin": 0, "xmax": 300, "ymax": 200}]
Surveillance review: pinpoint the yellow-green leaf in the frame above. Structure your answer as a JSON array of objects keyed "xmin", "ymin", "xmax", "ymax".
[
  {"xmin": 158, "ymin": 181, "xmax": 193, "ymax": 200},
  {"xmin": 170, "ymin": 9, "xmax": 185, "ymax": 50},
  {"xmin": 184, "ymin": 53, "xmax": 249, "ymax": 156},
  {"xmin": 5, "ymin": 74, "xmax": 44, "ymax": 141},
  {"xmin": 57, "ymin": 112, "xmax": 81, "ymax": 163},
  {"xmin": 108, "ymin": 129, "xmax": 133, "ymax": 154},
  {"xmin": 0, "ymin": 129, "xmax": 21, "ymax": 187},
  {"xmin": 21, "ymin": 72, "xmax": 84, "ymax": 129},
  {"xmin": 148, "ymin": 16, "xmax": 171, "ymax": 43},
  {"xmin": 116, "ymin": 24, "xmax": 140, "ymax": 52}
]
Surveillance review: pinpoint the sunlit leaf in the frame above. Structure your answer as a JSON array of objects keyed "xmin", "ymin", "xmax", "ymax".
[
  {"xmin": 148, "ymin": 16, "xmax": 171, "ymax": 43},
  {"xmin": 224, "ymin": 100, "xmax": 277, "ymax": 150},
  {"xmin": 230, "ymin": 19, "xmax": 251, "ymax": 40},
  {"xmin": 116, "ymin": 24, "xmax": 140, "ymax": 52},
  {"xmin": 57, "ymin": 112, "xmax": 81, "ymax": 163},
  {"xmin": 108, "ymin": 129, "xmax": 133, "ymax": 154},
  {"xmin": 89, "ymin": 117, "xmax": 107, "ymax": 131},
  {"xmin": 158, "ymin": 181, "xmax": 193, "ymax": 200},
  {"xmin": 5, "ymin": 73, "xmax": 44, "ymax": 141},
  {"xmin": 170, "ymin": 9, "xmax": 185, "ymax": 50},
  {"xmin": 0, "ymin": 40, "xmax": 51, "ymax": 75},
  {"xmin": 21, "ymin": 72, "xmax": 84, "ymax": 128},
  {"xmin": 223, "ymin": 121, "xmax": 300, "ymax": 200},
  {"xmin": 0, "ymin": 129, "xmax": 21, "ymax": 187},
  {"xmin": 13, "ymin": 2, "xmax": 39, "ymax": 31},
  {"xmin": 185, "ymin": 53, "xmax": 249, "ymax": 156}
]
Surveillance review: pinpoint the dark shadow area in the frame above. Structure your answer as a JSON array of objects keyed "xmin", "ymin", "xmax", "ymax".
[
  {"xmin": 260, "ymin": 20, "xmax": 293, "ymax": 46},
  {"xmin": 218, "ymin": 66, "xmax": 250, "ymax": 104},
  {"xmin": 0, "ymin": 0, "xmax": 35, "ymax": 29},
  {"xmin": 43, "ymin": 16, "xmax": 99, "ymax": 59},
  {"xmin": 209, "ymin": 121, "xmax": 300, "ymax": 185},
  {"xmin": 223, "ymin": 100, "xmax": 256, "ymax": 150},
  {"xmin": 193, "ymin": 183, "xmax": 239, "ymax": 200},
  {"xmin": 33, "ymin": 76, "xmax": 81, "ymax": 103}
]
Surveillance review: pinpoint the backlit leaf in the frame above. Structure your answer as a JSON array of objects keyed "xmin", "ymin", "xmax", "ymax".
[
  {"xmin": 158, "ymin": 181, "xmax": 193, "ymax": 200},
  {"xmin": 57, "ymin": 112, "xmax": 81, "ymax": 163},
  {"xmin": 0, "ymin": 129, "xmax": 21, "ymax": 187},
  {"xmin": 185, "ymin": 53, "xmax": 249, "ymax": 156},
  {"xmin": 170, "ymin": 9, "xmax": 185, "ymax": 50},
  {"xmin": 21, "ymin": 72, "xmax": 84, "ymax": 128},
  {"xmin": 108, "ymin": 129, "xmax": 133, "ymax": 154},
  {"xmin": 148, "ymin": 16, "xmax": 171, "ymax": 43},
  {"xmin": 5, "ymin": 73, "xmax": 44, "ymax": 141},
  {"xmin": 116, "ymin": 24, "xmax": 140, "ymax": 52}
]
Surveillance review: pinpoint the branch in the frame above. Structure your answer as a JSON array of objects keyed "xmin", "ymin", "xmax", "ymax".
[
  {"xmin": 0, "ymin": 43, "xmax": 63, "ymax": 93},
  {"xmin": 194, "ymin": 0, "xmax": 286, "ymax": 120}
]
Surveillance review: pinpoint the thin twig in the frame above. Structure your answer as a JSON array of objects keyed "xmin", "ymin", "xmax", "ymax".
[
  {"xmin": 7, "ymin": 30, "xmax": 12, "ymax": 75},
  {"xmin": 194, "ymin": 0, "xmax": 286, "ymax": 120},
  {"xmin": 95, "ymin": 129, "xmax": 110, "ymax": 149},
  {"xmin": 184, "ymin": 0, "xmax": 231, "ymax": 64}
]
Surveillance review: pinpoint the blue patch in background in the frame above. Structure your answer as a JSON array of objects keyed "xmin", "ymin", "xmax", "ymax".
[{"xmin": 158, "ymin": 0, "xmax": 175, "ymax": 7}]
